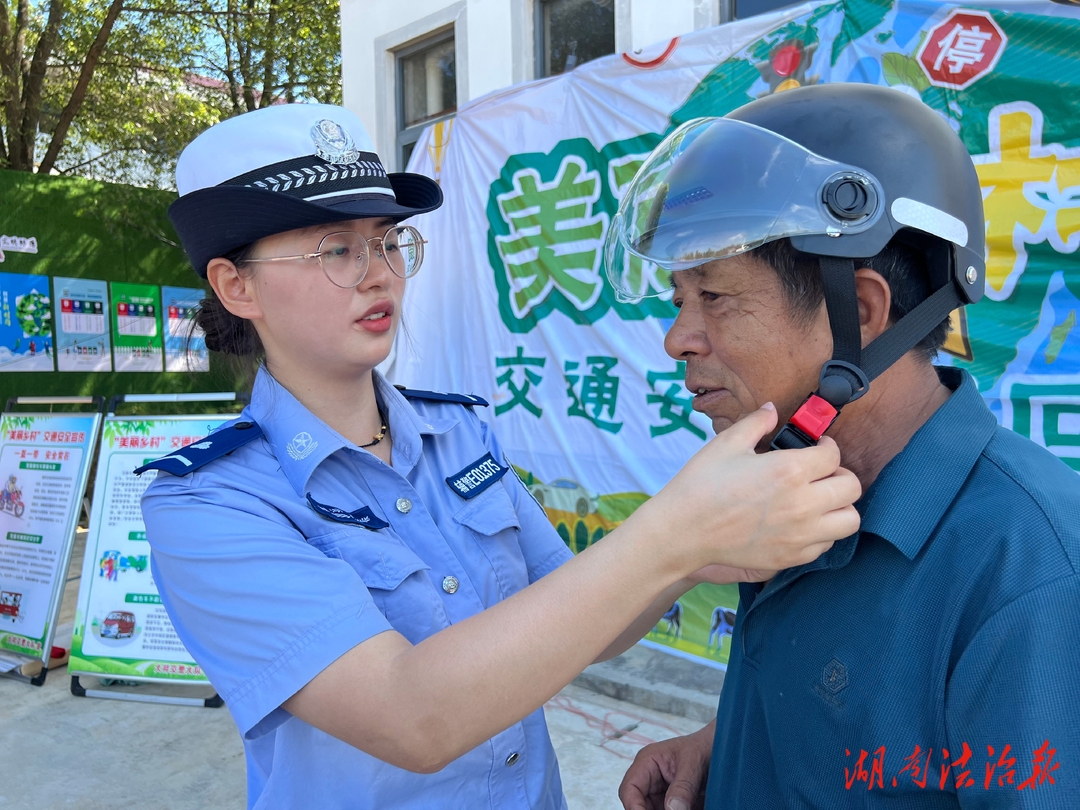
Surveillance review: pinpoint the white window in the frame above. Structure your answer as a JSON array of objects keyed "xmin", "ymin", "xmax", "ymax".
[
  {"xmin": 536, "ymin": 0, "xmax": 616, "ymax": 79},
  {"xmin": 396, "ymin": 29, "xmax": 457, "ymax": 169}
]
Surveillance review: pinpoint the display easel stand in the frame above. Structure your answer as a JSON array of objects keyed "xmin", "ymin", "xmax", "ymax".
[
  {"xmin": 0, "ymin": 396, "xmax": 103, "ymax": 687},
  {"xmin": 68, "ymin": 392, "xmax": 246, "ymax": 708},
  {"xmin": 70, "ymin": 674, "xmax": 224, "ymax": 707}
]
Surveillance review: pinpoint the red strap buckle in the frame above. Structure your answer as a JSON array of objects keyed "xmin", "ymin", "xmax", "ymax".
[{"xmin": 789, "ymin": 394, "xmax": 838, "ymax": 441}]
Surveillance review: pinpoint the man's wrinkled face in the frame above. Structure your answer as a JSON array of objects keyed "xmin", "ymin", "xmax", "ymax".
[{"xmin": 664, "ymin": 253, "xmax": 833, "ymax": 449}]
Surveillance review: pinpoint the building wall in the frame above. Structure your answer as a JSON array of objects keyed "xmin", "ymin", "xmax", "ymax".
[{"xmin": 340, "ymin": 0, "xmax": 723, "ymax": 170}]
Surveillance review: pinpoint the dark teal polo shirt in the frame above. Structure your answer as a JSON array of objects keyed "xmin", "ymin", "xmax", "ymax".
[{"xmin": 705, "ymin": 368, "xmax": 1080, "ymax": 809}]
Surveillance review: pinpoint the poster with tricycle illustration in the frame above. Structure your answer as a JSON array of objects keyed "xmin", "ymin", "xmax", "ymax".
[{"xmin": 0, "ymin": 407, "xmax": 101, "ymax": 681}]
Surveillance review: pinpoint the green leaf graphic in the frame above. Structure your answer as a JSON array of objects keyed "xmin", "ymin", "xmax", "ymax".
[
  {"xmin": 882, "ymin": 52, "xmax": 930, "ymax": 92},
  {"xmin": 831, "ymin": 0, "xmax": 892, "ymax": 65}
]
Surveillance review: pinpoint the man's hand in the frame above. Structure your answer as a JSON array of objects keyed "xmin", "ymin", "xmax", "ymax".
[{"xmin": 620, "ymin": 720, "xmax": 715, "ymax": 810}]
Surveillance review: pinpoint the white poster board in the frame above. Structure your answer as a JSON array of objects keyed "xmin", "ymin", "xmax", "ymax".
[
  {"xmin": 69, "ymin": 414, "xmax": 231, "ymax": 687},
  {"xmin": 0, "ymin": 408, "xmax": 101, "ymax": 679}
]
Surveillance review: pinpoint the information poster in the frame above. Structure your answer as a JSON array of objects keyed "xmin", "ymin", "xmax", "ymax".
[
  {"xmin": 69, "ymin": 416, "xmax": 231, "ymax": 682},
  {"xmin": 162, "ymin": 286, "xmax": 208, "ymax": 372},
  {"xmin": 0, "ymin": 272, "xmax": 53, "ymax": 372},
  {"xmin": 53, "ymin": 276, "xmax": 112, "ymax": 373},
  {"xmin": 0, "ymin": 414, "xmax": 99, "ymax": 662},
  {"xmin": 109, "ymin": 282, "xmax": 162, "ymax": 372}
]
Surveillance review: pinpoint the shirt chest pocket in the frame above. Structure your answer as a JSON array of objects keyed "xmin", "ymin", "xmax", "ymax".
[
  {"xmin": 452, "ymin": 486, "xmax": 530, "ymax": 600},
  {"xmin": 313, "ymin": 529, "xmax": 451, "ymax": 645}
]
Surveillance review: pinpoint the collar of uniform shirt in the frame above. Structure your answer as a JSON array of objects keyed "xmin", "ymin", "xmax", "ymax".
[
  {"xmin": 371, "ymin": 371, "xmax": 458, "ymax": 477},
  {"xmin": 855, "ymin": 367, "xmax": 998, "ymax": 561},
  {"xmin": 247, "ymin": 367, "xmax": 458, "ymax": 496}
]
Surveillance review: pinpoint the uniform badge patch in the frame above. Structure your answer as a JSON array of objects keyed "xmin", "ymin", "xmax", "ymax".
[
  {"xmin": 310, "ymin": 119, "xmax": 360, "ymax": 165},
  {"xmin": 287, "ymin": 431, "xmax": 318, "ymax": 461},
  {"xmin": 446, "ymin": 453, "xmax": 508, "ymax": 499},
  {"xmin": 306, "ymin": 494, "xmax": 389, "ymax": 530}
]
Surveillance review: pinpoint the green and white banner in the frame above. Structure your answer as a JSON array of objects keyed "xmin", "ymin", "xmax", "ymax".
[
  {"xmin": 0, "ymin": 413, "xmax": 99, "ymax": 666},
  {"xmin": 397, "ymin": 0, "xmax": 1080, "ymax": 667},
  {"xmin": 69, "ymin": 416, "xmax": 229, "ymax": 682}
]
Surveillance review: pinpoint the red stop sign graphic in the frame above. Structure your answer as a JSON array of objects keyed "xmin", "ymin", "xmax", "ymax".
[{"xmin": 917, "ymin": 9, "xmax": 1006, "ymax": 90}]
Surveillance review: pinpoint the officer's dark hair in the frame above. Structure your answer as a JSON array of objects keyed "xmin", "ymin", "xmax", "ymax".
[
  {"xmin": 190, "ymin": 244, "xmax": 264, "ymax": 358},
  {"xmin": 750, "ymin": 236, "xmax": 951, "ymax": 362}
]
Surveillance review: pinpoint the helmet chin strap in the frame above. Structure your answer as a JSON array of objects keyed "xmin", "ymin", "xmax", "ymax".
[{"xmin": 769, "ymin": 257, "xmax": 964, "ymax": 451}]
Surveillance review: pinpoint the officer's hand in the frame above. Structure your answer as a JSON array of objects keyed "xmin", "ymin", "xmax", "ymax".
[
  {"xmin": 686, "ymin": 563, "xmax": 777, "ymax": 586},
  {"xmin": 619, "ymin": 721, "xmax": 714, "ymax": 810},
  {"xmin": 636, "ymin": 403, "xmax": 861, "ymax": 575}
]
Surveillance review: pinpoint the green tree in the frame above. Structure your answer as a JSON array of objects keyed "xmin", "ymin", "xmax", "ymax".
[
  {"xmin": 201, "ymin": 0, "xmax": 342, "ymax": 113},
  {"xmin": 0, "ymin": 0, "xmax": 341, "ymax": 187}
]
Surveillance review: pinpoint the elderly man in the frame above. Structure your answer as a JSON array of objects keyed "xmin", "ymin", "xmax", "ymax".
[{"xmin": 608, "ymin": 84, "xmax": 1080, "ymax": 809}]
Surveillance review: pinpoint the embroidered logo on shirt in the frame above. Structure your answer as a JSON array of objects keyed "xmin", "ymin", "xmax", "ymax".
[
  {"xmin": 306, "ymin": 494, "xmax": 389, "ymax": 530},
  {"xmin": 287, "ymin": 431, "xmax": 318, "ymax": 460},
  {"xmin": 814, "ymin": 658, "xmax": 850, "ymax": 708},
  {"xmin": 446, "ymin": 452, "xmax": 508, "ymax": 499}
]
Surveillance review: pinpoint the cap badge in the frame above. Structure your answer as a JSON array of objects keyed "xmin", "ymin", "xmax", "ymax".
[{"xmin": 311, "ymin": 119, "xmax": 360, "ymax": 165}]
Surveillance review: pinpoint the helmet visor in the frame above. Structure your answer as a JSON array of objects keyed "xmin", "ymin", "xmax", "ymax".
[{"xmin": 605, "ymin": 117, "xmax": 883, "ymax": 301}]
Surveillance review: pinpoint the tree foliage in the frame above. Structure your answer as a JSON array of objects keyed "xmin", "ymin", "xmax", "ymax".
[{"xmin": 0, "ymin": 0, "xmax": 342, "ymax": 188}]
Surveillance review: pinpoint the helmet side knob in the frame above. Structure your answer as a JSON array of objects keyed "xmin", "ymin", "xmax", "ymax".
[{"xmin": 823, "ymin": 176, "xmax": 876, "ymax": 222}]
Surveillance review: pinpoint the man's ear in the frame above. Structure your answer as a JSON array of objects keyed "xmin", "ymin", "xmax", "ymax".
[
  {"xmin": 207, "ymin": 258, "xmax": 261, "ymax": 320},
  {"xmin": 853, "ymin": 267, "xmax": 891, "ymax": 348}
]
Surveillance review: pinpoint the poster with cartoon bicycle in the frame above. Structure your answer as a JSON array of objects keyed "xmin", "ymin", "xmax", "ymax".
[
  {"xmin": 0, "ymin": 413, "xmax": 96, "ymax": 653},
  {"xmin": 0, "ymin": 472, "xmax": 24, "ymax": 518}
]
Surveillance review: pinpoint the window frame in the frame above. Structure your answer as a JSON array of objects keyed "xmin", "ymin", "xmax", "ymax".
[
  {"xmin": 722, "ymin": 0, "xmax": 801, "ymax": 22},
  {"xmin": 395, "ymin": 25, "xmax": 458, "ymax": 171},
  {"xmin": 534, "ymin": 0, "xmax": 617, "ymax": 80}
]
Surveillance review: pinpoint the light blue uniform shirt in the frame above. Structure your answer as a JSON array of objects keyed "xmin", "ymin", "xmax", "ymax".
[{"xmin": 140, "ymin": 368, "xmax": 574, "ymax": 810}]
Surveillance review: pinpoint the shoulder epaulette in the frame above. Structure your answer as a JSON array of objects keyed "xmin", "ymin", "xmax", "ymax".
[
  {"xmin": 395, "ymin": 386, "xmax": 489, "ymax": 407},
  {"xmin": 133, "ymin": 420, "xmax": 263, "ymax": 477}
]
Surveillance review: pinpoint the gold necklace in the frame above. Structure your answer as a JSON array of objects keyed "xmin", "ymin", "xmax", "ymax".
[{"xmin": 359, "ymin": 408, "xmax": 388, "ymax": 449}]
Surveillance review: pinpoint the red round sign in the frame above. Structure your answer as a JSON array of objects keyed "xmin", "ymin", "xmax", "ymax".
[{"xmin": 917, "ymin": 9, "xmax": 1007, "ymax": 90}]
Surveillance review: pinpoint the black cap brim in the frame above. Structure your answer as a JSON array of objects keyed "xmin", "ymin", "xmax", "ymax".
[{"xmin": 168, "ymin": 172, "xmax": 443, "ymax": 277}]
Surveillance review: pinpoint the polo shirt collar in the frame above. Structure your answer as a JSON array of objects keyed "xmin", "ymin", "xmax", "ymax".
[
  {"xmin": 249, "ymin": 367, "xmax": 458, "ymax": 495},
  {"xmin": 858, "ymin": 367, "xmax": 997, "ymax": 560}
]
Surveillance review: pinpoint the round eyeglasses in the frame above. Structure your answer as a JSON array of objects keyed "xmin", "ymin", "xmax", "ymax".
[{"xmin": 240, "ymin": 225, "xmax": 425, "ymax": 288}]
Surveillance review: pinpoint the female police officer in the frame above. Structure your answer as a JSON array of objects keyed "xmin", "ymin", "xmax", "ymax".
[{"xmin": 138, "ymin": 103, "xmax": 860, "ymax": 810}]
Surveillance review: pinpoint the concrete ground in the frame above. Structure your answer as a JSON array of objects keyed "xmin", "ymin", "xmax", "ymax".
[
  {"xmin": 547, "ymin": 684, "xmax": 703, "ymax": 808},
  {"xmin": 0, "ymin": 531, "xmax": 711, "ymax": 809}
]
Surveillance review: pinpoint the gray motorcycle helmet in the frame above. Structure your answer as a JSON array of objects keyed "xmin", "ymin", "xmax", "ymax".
[
  {"xmin": 606, "ymin": 83, "xmax": 986, "ymax": 448},
  {"xmin": 726, "ymin": 83, "xmax": 985, "ymax": 298}
]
